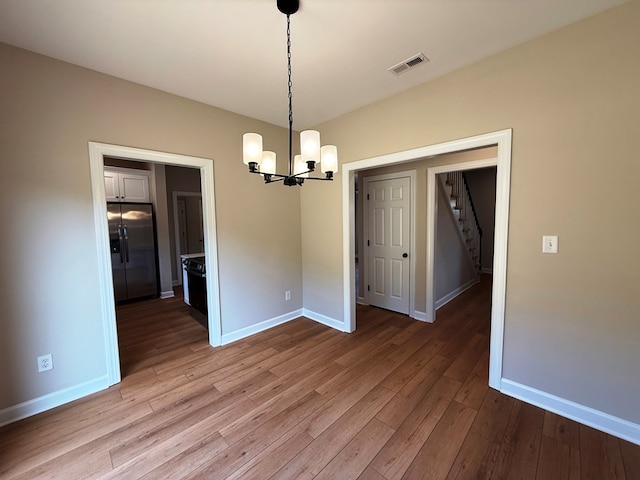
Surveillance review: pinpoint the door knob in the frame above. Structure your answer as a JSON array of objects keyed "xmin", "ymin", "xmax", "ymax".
[{"xmin": 402, "ymin": 253, "xmax": 408, "ymax": 258}]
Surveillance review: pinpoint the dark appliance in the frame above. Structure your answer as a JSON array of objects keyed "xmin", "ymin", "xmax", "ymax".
[
  {"xmin": 108, "ymin": 202, "xmax": 159, "ymax": 302},
  {"xmin": 184, "ymin": 256, "xmax": 208, "ymax": 328}
]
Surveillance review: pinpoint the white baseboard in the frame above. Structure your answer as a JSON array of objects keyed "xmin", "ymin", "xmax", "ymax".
[
  {"xmin": 221, "ymin": 309, "xmax": 304, "ymax": 345},
  {"xmin": 171, "ymin": 279, "xmax": 180, "ymax": 287},
  {"xmin": 303, "ymin": 309, "xmax": 348, "ymax": 332},
  {"xmin": 411, "ymin": 310, "xmax": 432, "ymax": 323},
  {"xmin": 160, "ymin": 290, "xmax": 175, "ymax": 299},
  {"xmin": 501, "ymin": 379, "xmax": 640, "ymax": 446},
  {"xmin": 220, "ymin": 307, "xmax": 347, "ymax": 345},
  {"xmin": 435, "ymin": 278, "xmax": 479, "ymax": 310},
  {"xmin": 0, "ymin": 375, "xmax": 110, "ymax": 427},
  {"xmin": 356, "ymin": 296, "xmax": 367, "ymax": 306}
]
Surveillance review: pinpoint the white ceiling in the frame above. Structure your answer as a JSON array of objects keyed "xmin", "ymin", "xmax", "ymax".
[{"xmin": 0, "ymin": 0, "xmax": 627, "ymax": 129}]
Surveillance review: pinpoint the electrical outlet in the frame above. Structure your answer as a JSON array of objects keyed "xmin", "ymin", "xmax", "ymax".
[
  {"xmin": 38, "ymin": 354, "xmax": 53, "ymax": 372},
  {"xmin": 285, "ymin": 290, "xmax": 291, "ymax": 301}
]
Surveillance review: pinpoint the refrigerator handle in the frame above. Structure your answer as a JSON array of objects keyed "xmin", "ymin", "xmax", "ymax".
[
  {"xmin": 117, "ymin": 225, "xmax": 125, "ymax": 264},
  {"xmin": 123, "ymin": 224, "xmax": 129, "ymax": 263}
]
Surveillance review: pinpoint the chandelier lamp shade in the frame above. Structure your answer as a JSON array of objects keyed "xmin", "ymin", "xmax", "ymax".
[{"xmin": 242, "ymin": 0, "xmax": 338, "ymax": 186}]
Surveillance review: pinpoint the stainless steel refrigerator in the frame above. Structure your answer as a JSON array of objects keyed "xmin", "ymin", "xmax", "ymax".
[{"xmin": 108, "ymin": 202, "xmax": 159, "ymax": 302}]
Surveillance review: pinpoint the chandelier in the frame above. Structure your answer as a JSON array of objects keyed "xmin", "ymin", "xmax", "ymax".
[{"xmin": 242, "ymin": 0, "xmax": 338, "ymax": 186}]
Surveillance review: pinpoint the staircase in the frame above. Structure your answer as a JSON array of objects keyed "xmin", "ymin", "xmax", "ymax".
[{"xmin": 441, "ymin": 171, "xmax": 482, "ymax": 275}]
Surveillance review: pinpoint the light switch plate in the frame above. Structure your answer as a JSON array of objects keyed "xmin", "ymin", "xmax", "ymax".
[{"xmin": 542, "ymin": 235, "xmax": 558, "ymax": 254}]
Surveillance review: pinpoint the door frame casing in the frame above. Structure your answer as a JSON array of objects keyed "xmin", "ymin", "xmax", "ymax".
[
  {"xmin": 342, "ymin": 129, "xmax": 512, "ymax": 389},
  {"xmin": 88, "ymin": 142, "xmax": 222, "ymax": 387},
  {"xmin": 362, "ymin": 171, "xmax": 417, "ymax": 317}
]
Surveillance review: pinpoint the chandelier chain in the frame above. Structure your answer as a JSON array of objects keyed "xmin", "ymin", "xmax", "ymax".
[{"xmin": 287, "ymin": 14, "xmax": 293, "ymax": 176}]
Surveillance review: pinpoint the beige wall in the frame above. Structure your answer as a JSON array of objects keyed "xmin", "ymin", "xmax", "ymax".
[
  {"xmin": 0, "ymin": 42, "xmax": 303, "ymax": 411},
  {"xmin": 301, "ymin": 1, "xmax": 640, "ymax": 424}
]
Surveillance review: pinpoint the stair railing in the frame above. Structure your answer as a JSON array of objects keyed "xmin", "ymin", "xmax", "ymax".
[{"xmin": 446, "ymin": 171, "xmax": 483, "ymax": 275}]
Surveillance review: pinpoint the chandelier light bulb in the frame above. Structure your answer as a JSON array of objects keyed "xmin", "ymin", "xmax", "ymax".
[
  {"xmin": 261, "ymin": 151, "xmax": 276, "ymax": 175},
  {"xmin": 300, "ymin": 130, "xmax": 321, "ymax": 164},
  {"xmin": 321, "ymin": 145, "xmax": 338, "ymax": 174},
  {"xmin": 243, "ymin": 133, "xmax": 263, "ymax": 166}
]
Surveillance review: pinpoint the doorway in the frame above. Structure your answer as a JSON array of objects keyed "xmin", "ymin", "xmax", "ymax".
[
  {"xmin": 88, "ymin": 142, "xmax": 221, "ymax": 387},
  {"xmin": 426, "ymin": 159, "xmax": 499, "ymax": 322},
  {"xmin": 342, "ymin": 129, "xmax": 512, "ymax": 389}
]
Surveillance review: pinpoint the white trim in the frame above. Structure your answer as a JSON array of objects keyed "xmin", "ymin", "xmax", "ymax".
[
  {"xmin": 303, "ymin": 309, "xmax": 348, "ymax": 332},
  {"xmin": 220, "ymin": 308, "xmax": 346, "ymax": 345},
  {"xmin": 172, "ymin": 191, "xmax": 203, "ymax": 285},
  {"xmin": 160, "ymin": 290, "xmax": 175, "ymax": 299},
  {"xmin": 342, "ymin": 129, "xmax": 512, "ymax": 390},
  {"xmin": 362, "ymin": 170, "xmax": 417, "ymax": 318},
  {"xmin": 412, "ymin": 310, "xmax": 429, "ymax": 322},
  {"xmin": 343, "ymin": 169, "xmax": 357, "ymax": 333},
  {"xmin": 221, "ymin": 309, "xmax": 303, "ymax": 345},
  {"xmin": 89, "ymin": 142, "xmax": 223, "ymax": 388},
  {"xmin": 435, "ymin": 277, "xmax": 480, "ymax": 310},
  {"xmin": 501, "ymin": 379, "xmax": 640, "ymax": 447},
  {"xmin": 222, "ymin": 308, "xmax": 344, "ymax": 345},
  {"xmin": 489, "ymin": 131, "xmax": 512, "ymax": 389},
  {"xmin": 0, "ymin": 376, "xmax": 109, "ymax": 428}
]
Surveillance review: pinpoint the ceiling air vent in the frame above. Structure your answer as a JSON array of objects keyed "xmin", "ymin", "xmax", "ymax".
[{"xmin": 388, "ymin": 53, "xmax": 429, "ymax": 76}]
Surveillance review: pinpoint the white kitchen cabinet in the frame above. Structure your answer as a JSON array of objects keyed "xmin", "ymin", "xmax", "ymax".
[{"xmin": 104, "ymin": 167, "xmax": 150, "ymax": 203}]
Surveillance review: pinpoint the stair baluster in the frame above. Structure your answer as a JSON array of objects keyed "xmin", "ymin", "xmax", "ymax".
[{"xmin": 443, "ymin": 171, "xmax": 482, "ymax": 276}]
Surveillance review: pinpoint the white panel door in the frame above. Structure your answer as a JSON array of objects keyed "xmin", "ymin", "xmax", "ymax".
[{"xmin": 368, "ymin": 177, "xmax": 410, "ymax": 314}]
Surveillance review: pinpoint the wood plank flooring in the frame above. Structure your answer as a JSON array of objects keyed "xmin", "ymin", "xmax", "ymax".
[{"xmin": 1, "ymin": 277, "xmax": 639, "ymax": 479}]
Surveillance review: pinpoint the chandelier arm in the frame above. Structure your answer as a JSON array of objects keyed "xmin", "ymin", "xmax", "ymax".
[
  {"xmin": 297, "ymin": 175, "xmax": 333, "ymax": 181},
  {"xmin": 248, "ymin": 170, "xmax": 288, "ymax": 179},
  {"xmin": 249, "ymin": 168, "xmax": 331, "ymax": 184},
  {"xmin": 291, "ymin": 169, "xmax": 313, "ymax": 177}
]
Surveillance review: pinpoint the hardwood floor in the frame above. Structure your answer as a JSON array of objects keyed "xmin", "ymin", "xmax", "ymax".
[{"xmin": 1, "ymin": 278, "xmax": 639, "ymax": 479}]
